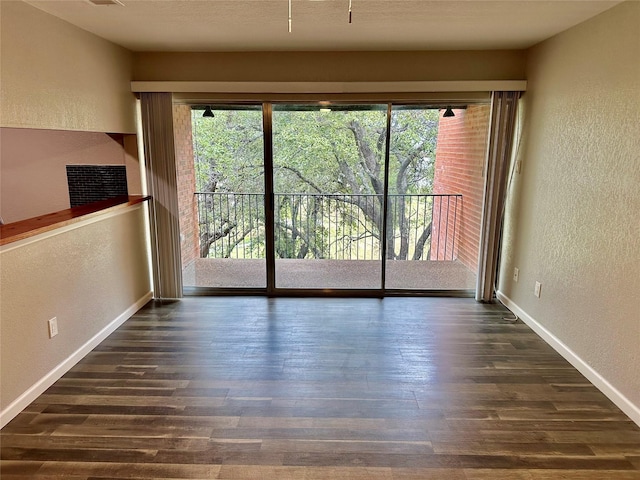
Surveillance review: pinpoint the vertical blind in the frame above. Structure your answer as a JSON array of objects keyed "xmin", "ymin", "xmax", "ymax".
[
  {"xmin": 476, "ymin": 91, "xmax": 521, "ymax": 301},
  {"xmin": 140, "ymin": 92, "xmax": 183, "ymax": 299}
]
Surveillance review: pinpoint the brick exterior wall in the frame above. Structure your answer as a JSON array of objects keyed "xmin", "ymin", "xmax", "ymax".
[
  {"xmin": 432, "ymin": 105, "xmax": 490, "ymax": 271},
  {"xmin": 173, "ymin": 105, "xmax": 200, "ymax": 269}
]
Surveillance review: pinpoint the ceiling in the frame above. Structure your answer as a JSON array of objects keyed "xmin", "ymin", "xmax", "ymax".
[{"xmin": 23, "ymin": 0, "xmax": 623, "ymax": 52}]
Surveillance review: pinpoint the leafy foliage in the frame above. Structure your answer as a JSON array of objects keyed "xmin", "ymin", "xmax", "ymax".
[{"xmin": 192, "ymin": 106, "xmax": 439, "ymax": 260}]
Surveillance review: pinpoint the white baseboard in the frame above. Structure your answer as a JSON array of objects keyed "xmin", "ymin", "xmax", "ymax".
[
  {"xmin": 0, "ymin": 291, "xmax": 153, "ymax": 429},
  {"xmin": 496, "ymin": 290, "xmax": 640, "ymax": 427}
]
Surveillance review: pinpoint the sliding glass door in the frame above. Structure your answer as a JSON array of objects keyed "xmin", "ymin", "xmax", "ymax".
[
  {"xmin": 384, "ymin": 106, "xmax": 483, "ymax": 291},
  {"xmin": 271, "ymin": 105, "xmax": 387, "ymax": 290},
  {"xmin": 179, "ymin": 101, "xmax": 488, "ymax": 294},
  {"xmin": 181, "ymin": 105, "xmax": 267, "ymax": 289}
]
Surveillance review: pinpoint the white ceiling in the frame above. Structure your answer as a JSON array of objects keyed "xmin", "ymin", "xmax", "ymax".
[{"xmin": 23, "ymin": 0, "xmax": 624, "ymax": 52}]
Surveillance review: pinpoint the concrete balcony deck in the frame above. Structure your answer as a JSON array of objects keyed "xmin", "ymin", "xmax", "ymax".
[{"xmin": 183, "ymin": 258, "xmax": 476, "ymax": 291}]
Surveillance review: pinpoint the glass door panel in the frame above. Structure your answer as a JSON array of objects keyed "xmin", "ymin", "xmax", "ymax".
[
  {"xmin": 181, "ymin": 105, "xmax": 266, "ymax": 289},
  {"xmin": 271, "ymin": 104, "xmax": 387, "ymax": 290},
  {"xmin": 179, "ymin": 102, "xmax": 488, "ymax": 294},
  {"xmin": 385, "ymin": 105, "xmax": 489, "ymax": 290}
]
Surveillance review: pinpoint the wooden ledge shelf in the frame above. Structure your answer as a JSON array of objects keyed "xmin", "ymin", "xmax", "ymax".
[{"xmin": 0, "ymin": 195, "xmax": 150, "ymax": 246}]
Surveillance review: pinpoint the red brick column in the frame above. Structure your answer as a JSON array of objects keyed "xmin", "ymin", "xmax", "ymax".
[
  {"xmin": 173, "ymin": 105, "xmax": 200, "ymax": 269},
  {"xmin": 432, "ymin": 105, "xmax": 490, "ymax": 270}
]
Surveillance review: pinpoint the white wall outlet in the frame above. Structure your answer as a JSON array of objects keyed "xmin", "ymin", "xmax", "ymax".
[
  {"xmin": 48, "ymin": 317, "xmax": 58, "ymax": 338},
  {"xmin": 534, "ymin": 281, "xmax": 542, "ymax": 298},
  {"xmin": 513, "ymin": 267, "xmax": 519, "ymax": 282}
]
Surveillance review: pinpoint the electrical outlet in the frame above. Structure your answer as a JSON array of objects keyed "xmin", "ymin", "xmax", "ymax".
[
  {"xmin": 513, "ymin": 267, "xmax": 519, "ymax": 282},
  {"xmin": 48, "ymin": 317, "xmax": 58, "ymax": 338},
  {"xmin": 534, "ymin": 281, "xmax": 542, "ymax": 298}
]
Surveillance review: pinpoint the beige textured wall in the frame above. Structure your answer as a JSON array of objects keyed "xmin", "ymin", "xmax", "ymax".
[
  {"xmin": 0, "ymin": 1, "xmax": 136, "ymax": 133},
  {"xmin": 0, "ymin": 206, "xmax": 151, "ymax": 413},
  {"xmin": 133, "ymin": 50, "xmax": 525, "ymax": 82},
  {"xmin": 499, "ymin": 1, "xmax": 640, "ymax": 411},
  {"xmin": 0, "ymin": 3, "xmax": 149, "ymax": 424}
]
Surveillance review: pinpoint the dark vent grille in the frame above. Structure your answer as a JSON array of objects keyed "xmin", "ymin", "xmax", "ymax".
[{"xmin": 66, "ymin": 165, "xmax": 128, "ymax": 208}]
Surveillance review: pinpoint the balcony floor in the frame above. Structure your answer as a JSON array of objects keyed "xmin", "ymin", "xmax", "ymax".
[{"xmin": 183, "ymin": 258, "xmax": 476, "ymax": 291}]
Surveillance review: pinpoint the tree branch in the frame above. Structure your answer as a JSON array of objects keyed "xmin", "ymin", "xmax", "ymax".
[
  {"xmin": 275, "ymin": 165, "xmax": 323, "ymax": 193},
  {"xmin": 200, "ymin": 221, "xmax": 237, "ymax": 258},
  {"xmin": 224, "ymin": 225, "xmax": 254, "ymax": 258},
  {"xmin": 412, "ymin": 222, "xmax": 432, "ymax": 261},
  {"xmin": 347, "ymin": 120, "xmax": 384, "ymax": 195},
  {"xmin": 275, "ymin": 220, "xmax": 325, "ymax": 258}
]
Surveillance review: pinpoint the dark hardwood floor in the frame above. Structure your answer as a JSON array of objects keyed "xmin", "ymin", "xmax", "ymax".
[{"xmin": 2, "ymin": 297, "xmax": 639, "ymax": 479}]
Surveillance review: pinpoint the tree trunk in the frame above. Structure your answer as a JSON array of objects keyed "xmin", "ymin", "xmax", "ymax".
[{"xmin": 412, "ymin": 222, "xmax": 432, "ymax": 261}]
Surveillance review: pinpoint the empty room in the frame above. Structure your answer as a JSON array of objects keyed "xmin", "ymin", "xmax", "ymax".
[{"xmin": 1, "ymin": 1, "xmax": 638, "ymax": 478}]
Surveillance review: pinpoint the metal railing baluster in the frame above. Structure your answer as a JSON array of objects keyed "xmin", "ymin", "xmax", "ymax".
[{"xmin": 194, "ymin": 192, "xmax": 461, "ymax": 262}]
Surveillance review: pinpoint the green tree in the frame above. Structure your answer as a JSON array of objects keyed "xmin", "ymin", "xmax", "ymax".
[
  {"xmin": 192, "ymin": 108, "xmax": 265, "ymax": 257},
  {"xmin": 192, "ymin": 106, "xmax": 439, "ymax": 260}
]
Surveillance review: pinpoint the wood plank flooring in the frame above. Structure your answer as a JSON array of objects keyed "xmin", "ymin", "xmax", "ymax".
[{"xmin": 2, "ymin": 297, "xmax": 639, "ymax": 479}]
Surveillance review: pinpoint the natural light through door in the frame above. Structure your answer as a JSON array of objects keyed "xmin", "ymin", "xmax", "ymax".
[{"xmin": 272, "ymin": 104, "xmax": 387, "ymax": 289}]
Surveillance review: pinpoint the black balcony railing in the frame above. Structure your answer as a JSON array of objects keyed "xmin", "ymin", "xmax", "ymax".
[{"xmin": 196, "ymin": 192, "xmax": 461, "ymax": 261}]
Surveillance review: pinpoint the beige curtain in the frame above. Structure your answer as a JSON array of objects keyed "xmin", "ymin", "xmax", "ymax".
[
  {"xmin": 140, "ymin": 92, "xmax": 183, "ymax": 299},
  {"xmin": 476, "ymin": 91, "xmax": 521, "ymax": 301}
]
